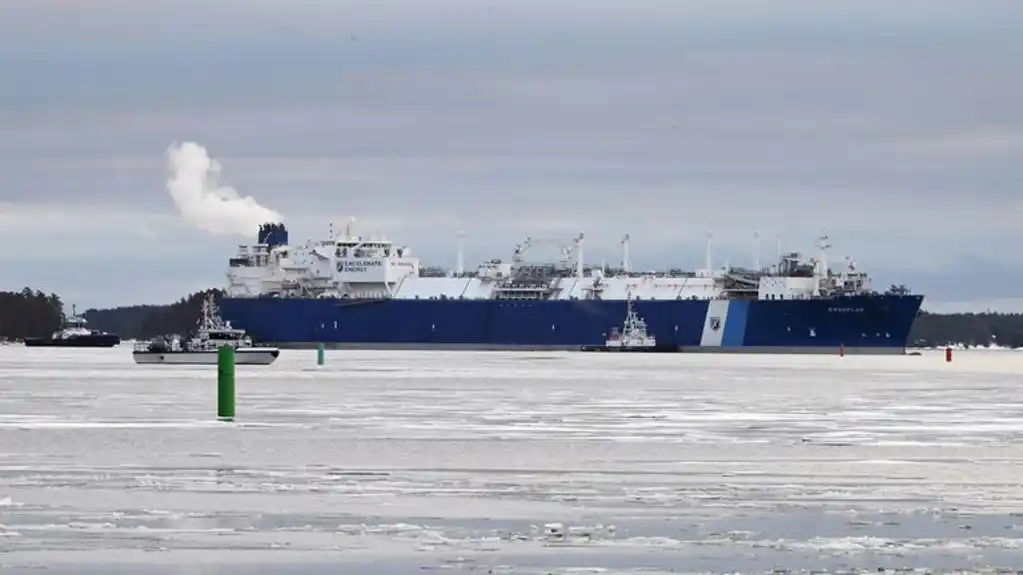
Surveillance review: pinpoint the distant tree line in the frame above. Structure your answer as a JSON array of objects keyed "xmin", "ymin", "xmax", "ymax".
[
  {"xmin": 1, "ymin": 285, "xmax": 1022, "ymax": 347},
  {"xmin": 908, "ymin": 311, "xmax": 1023, "ymax": 349},
  {"xmin": 0, "ymin": 288, "xmax": 65, "ymax": 340},
  {"xmin": 0, "ymin": 288, "xmax": 222, "ymax": 341},
  {"xmin": 82, "ymin": 289, "xmax": 223, "ymax": 340}
]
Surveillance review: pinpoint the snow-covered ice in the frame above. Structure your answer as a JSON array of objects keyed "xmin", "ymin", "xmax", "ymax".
[{"xmin": 1, "ymin": 347, "xmax": 1022, "ymax": 573}]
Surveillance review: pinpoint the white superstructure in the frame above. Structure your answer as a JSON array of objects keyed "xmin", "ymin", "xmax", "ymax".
[
  {"xmin": 51, "ymin": 312, "xmax": 93, "ymax": 340},
  {"xmin": 225, "ymin": 220, "xmax": 876, "ymax": 302},
  {"xmin": 47, "ymin": 305, "xmax": 108, "ymax": 340}
]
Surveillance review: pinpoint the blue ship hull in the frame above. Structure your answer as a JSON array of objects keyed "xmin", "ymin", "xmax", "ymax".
[{"xmin": 219, "ymin": 294, "xmax": 924, "ymax": 354}]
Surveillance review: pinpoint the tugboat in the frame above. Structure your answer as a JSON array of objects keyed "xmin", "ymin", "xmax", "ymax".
[
  {"xmin": 581, "ymin": 293, "xmax": 676, "ymax": 352},
  {"xmin": 132, "ymin": 295, "xmax": 279, "ymax": 365},
  {"xmin": 24, "ymin": 306, "xmax": 121, "ymax": 348}
]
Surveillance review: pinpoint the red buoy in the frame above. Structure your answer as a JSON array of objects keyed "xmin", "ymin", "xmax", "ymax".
[{"xmin": 945, "ymin": 346, "xmax": 953, "ymax": 363}]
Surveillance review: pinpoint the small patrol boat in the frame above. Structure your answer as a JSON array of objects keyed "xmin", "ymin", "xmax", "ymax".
[
  {"xmin": 132, "ymin": 295, "xmax": 279, "ymax": 365},
  {"xmin": 581, "ymin": 292, "xmax": 676, "ymax": 352}
]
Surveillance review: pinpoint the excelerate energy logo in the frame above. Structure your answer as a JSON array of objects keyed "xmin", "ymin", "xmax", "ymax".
[{"xmin": 336, "ymin": 259, "xmax": 384, "ymax": 273}]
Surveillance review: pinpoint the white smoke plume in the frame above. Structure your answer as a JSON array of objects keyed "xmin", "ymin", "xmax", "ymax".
[{"xmin": 166, "ymin": 141, "xmax": 283, "ymax": 237}]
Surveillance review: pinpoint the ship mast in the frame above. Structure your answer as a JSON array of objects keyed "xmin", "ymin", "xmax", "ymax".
[
  {"xmin": 704, "ymin": 231, "xmax": 713, "ymax": 277},
  {"xmin": 621, "ymin": 233, "xmax": 631, "ymax": 273},
  {"xmin": 753, "ymin": 230, "xmax": 761, "ymax": 272},
  {"xmin": 574, "ymin": 232, "xmax": 584, "ymax": 279},
  {"xmin": 456, "ymin": 230, "xmax": 466, "ymax": 275},
  {"xmin": 814, "ymin": 230, "xmax": 831, "ymax": 296}
]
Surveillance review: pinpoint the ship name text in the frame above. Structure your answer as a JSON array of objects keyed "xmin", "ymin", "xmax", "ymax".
[{"xmin": 337, "ymin": 259, "xmax": 384, "ymax": 273}]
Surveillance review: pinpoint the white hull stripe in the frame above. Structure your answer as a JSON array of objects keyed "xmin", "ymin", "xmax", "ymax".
[{"xmin": 699, "ymin": 299, "xmax": 750, "ymax": 347}]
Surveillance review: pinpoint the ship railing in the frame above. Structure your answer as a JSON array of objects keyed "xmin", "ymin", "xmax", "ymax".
[
  {"xmin": 498, "ymin": 285, "xmax": 552, "ymax": 292},
  {"xmin": 723, "ymin": 285, "xmax": 759, "ymax": 294}
]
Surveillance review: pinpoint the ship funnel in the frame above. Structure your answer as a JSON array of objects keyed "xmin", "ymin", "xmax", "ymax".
[{"xmin": 257, "ymin": 222, "xmax": 289, "ymax": 247}]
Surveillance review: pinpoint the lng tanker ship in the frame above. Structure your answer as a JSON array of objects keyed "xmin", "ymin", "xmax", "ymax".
[{"xmin": 218, "ymin": 221, "xmax": 924, "ymax": 354}]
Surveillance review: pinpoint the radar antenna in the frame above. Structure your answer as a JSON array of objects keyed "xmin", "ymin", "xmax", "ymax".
[{"xmin": 342, "ymin": 217, "xmax": 357, "ymax": 241}]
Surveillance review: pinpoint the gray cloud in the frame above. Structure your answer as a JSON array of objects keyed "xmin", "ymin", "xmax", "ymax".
[{"xmin": 0, "ymin": 0, "xmax": 1021, "ymax": 308}]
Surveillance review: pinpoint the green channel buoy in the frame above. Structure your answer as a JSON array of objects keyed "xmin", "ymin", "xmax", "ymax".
[{"xmin": 217, "ymin": 345, "xmax": 236, "ymax": 421}]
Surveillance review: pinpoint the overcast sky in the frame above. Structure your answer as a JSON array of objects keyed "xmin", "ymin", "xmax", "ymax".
[{"xmin": 1, "ymin": 0, "xmax": 1021, "ymax": 311}]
